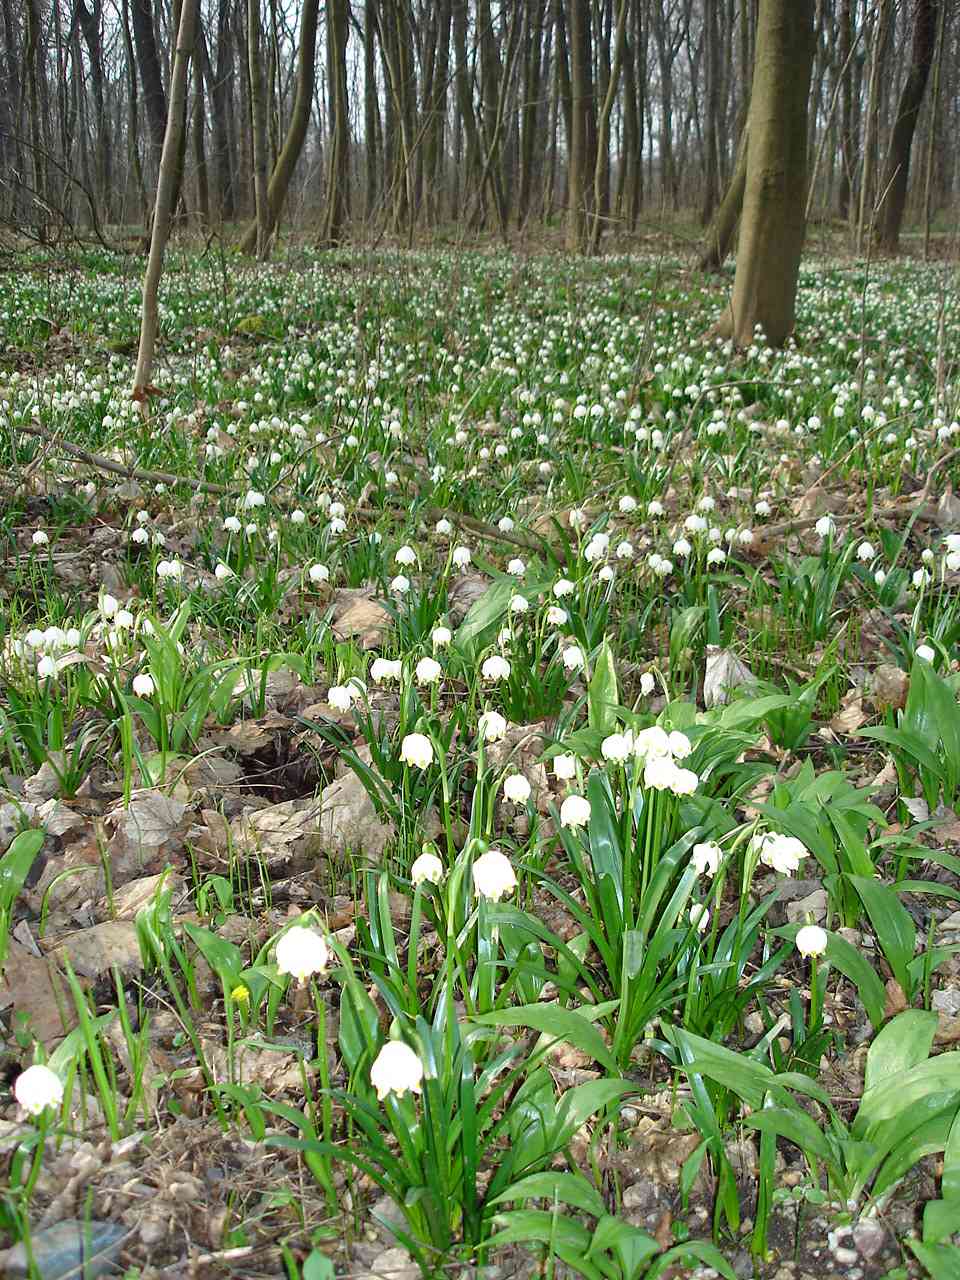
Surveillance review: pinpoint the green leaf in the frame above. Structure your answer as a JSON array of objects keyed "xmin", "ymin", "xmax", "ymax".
[
  {"xmin": 745, "ymin": 1107, "xmax": 834, "ymax": 1166},
  {"xmin": 856, "ymin": 1053, "xmax": 960, "ymax": 1140},
  {"xmin": 551, "ymin": 1079, "xmax": 634, "ymax": 1147},
  {"xmin": 865, "ymin": 1010, "xmax": 938, "ymax": 1092},
  {"xmin": 847, "ymin": 875, "xmax": 917, "ymax": 996},
  {"xmin": 491, "ymin": 1171, "xmax": 606, "ymax": 1218},
  {"xmin": 650, "ymin": 1241, "xmax": 738, "ymax": 1280},
  {"xmin": 588, "ymin": 1215, "xmax": 660, "ymax": 1280},
  {"xmin": 668, "ymin": 1026, "xmax": 774, "ymax": 1110},
  {"xmin": 183, "ymin": 922, "xmax": 243, "ymax": 984},
  {"xmin": 471, "ymin": 1002, "xmax": 621, "ymax": 1076},
  {"xmin": 587, "ymin": 641, "xmax": 619, "ymax": 735},
  {"xmin": 923, "ymin": 1198, "xmax": 960, "ymax": 1246},
  {"xmin": 909, "ymin": 1241, "xmax": 960, "ymax": 1280},
  {"xmin": 0, "ymin": 828, "xmax": 45, "ymax": 912},
  {"xmin": 302, "ymin": 1250, "xmax": 335, "ymax": 1280}
]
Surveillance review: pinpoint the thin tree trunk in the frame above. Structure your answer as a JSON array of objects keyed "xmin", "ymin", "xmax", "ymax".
[
  {"xmin": 247, "ymin": 0, "xmax": 270, "ymax": 255},
  {"xmin": 876, "ymin": 0, "xmax": 939, "ymax": 253},
  {"xmin": 133, "ymin": 0, "xmax": 198, "ymax": 397},
  {"xmin": 320, "ymin": 0, "xmax": 350, "ymax": 245},
  {"xmin": 698, "ymin": 122, "xmax": 748, "ymax": 270}
]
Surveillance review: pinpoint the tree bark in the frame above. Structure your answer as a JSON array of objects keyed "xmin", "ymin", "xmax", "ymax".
[
  {"xmin": 320, "ymin": 0, "xmax": 350, "ymax": 245},
  {"xmin": 247, "ymin": 0, "xmax": 271, "ymax": 255},
  {"xmin": 130, "ymin": 0, "xmax": 168, "ymax": 182},
  {"xmin": 716, "ymin": 0, "xmax": 815, "ymax": 347},
  {"xmin": 238, "ymin": 0, "xmax": 319, "ymax": 254},
  {"xmin": 698, "ymin": 122, "xmax": 748, "ymax": 270},
  {"xmin": 876, "ymin": 0, "xmax": 938, "ymax": 253},
  {"xmin": 565, "ymin": 0, "xmax": 593, "ymax": 252},
  {"xmin": 133, "ymin": 0, "xmax": 198, "ymax": 398}
]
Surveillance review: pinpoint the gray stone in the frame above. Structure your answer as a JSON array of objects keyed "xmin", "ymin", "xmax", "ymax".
[
  {"xmin": 852, "ymin": 1220, "xmax": 886, "ymax": 1260},
  {"xmin": 6, "ymin": 1219, "xmax": 126, "ymax": 1279},
  {"xmin": 786, "ymin": 890, "xmax": 828, "ymax": 925},
  {"xmin": 932, "ymin": 988, "xmax": 960, "ymax": 1017}
]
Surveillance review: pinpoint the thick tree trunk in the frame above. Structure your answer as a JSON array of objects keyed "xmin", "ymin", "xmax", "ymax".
[
  {"xmin": 875, "ymin": 0, "xmax": 938, "ymax": 254},
  {"xmin": 133, "ymin": 0, "xmax": 197, "ymax": 398},
  {"xmin": 320, "ymin": 0, "xmax": 350, "ymax": 245},
  {"xmin": 717, "ymin": 0, "xmax": 815, "ymax": 347},
  {"xmin": 565, "ymin": 0, "xmax": 593, "ymax": 252},
  {"xmin": 130, "ymin": 0, "xmax": 168, "ymax": 181}
]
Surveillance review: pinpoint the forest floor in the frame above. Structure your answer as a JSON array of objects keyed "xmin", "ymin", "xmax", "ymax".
[{"xmin": 0, "ymin": 241, "xmax": 958, "ymax": 1280}]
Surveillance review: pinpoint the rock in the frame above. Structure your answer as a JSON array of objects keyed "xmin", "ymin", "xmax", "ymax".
[
  {"xmin": 932, "ymin": 988, "xmax": 960, "ymax": 1017},
  {"xmin": 24, "ymin": 760, "xmax": 67, "ymax": 805},
  {"xmin": 704, "ymin": 646, "xmax": 756, "ymax": 708},
  {"xmin": 941, "ymin": 911, "xmax": 960, "ymax": 937},
  {"xmin": 0, "ymin": 803, "xmax": 36, "ymax": 852},
  {"xmin": 852, "ymin": 1220, "xmax": 886, "ymax": 1260},
  {"xmin": 786, "ymin": 889, "xmax": 828, "ymax": 925},
  {"xmin": 6, "ymin": 1219, "xmax": 126, "ymax": 1278},
  {"xmin": 370, "ymin": 1193, "xmax": 406, "ymax": 1242},
  {"xmin": 871, "ymin": 664, "xmax": 909, "ymax": 710},
  {"xmin": 50, "ymin": 920, "xmax": 143, "ymax": 978},
  {"xmin": 447, "ymin": 574, "xmax": 491, "ymax": 625},
  {"xmin": 369, "ymin": 1247, "xmax": 418, "ymax": 1280},
  {"xmin": 314, "ymin": 769, "xmax": 395, "ymax": 862}
]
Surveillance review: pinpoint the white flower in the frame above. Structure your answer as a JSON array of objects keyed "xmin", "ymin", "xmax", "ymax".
[
  {"xmin": 452, "ymin": 546, "xmax": 472, "ymax": 569},
  {"xmin": 100, "ymin": 593, "xmax": 119, "ymax": 618},
  {"xmin": 598, "ymin": 565, "xmax": 615, "ymax": 582},
  {"xmin": 796, "ymin": 924, "xmax": 828, "ymax": 958},
  {"xmin": 553, "ymin": 578, "xmax": 575, "ymax": 598},
  {"xmin": 157, "ymin": 559, "xmax": 183, "ymax": 580},
  {"xmin": 132, "ymin": 673, "xmax": 155, "ymax": 698},
  {"xmin": 482, "ymin": 655, "xmax": 511, "ymax": 681},
  {"xmin": 478, "ymin": 710, "xmax": 507, "ymax": 742},
  {"xmin": 131, "ymin": 527, "xmax": 150, "ymax": 545},
  {"xmin": 275, "ymin": 926, "xmax": 329, "ymax": 980},
  {"xmin": 616, "ymin": 541, "xmax": 634, "ymax": 560},
  {"xmin": 370, "ymin": 1040, "xmax": 424, "ymax": 1101},
  {"xmin": 431, "ymin": 626, "xmax": 452, "ymax": 648},
  {"xmin": 14, "ymin": 1064, "xmax": 63, "ymax": 1116},
  {"xmin": 755, "ymin": 500, "xmax": 772, "ymax": 517},
  {"xmin": 327, "ymin": 684, "xmax": 355, "ymax": 712},
  {"xmin": 562, "ymin": 646, "xmax": 584, "ymax": 671},
  {"xmin": 309, "ymin": 563, "xmax": 330, "ymax": 584},
  {"xmin": 684, "ymin": 514, "xmax": 707, "ymax": 534},
  {"xmin": 507, "ymin": 558, "xmax": 526, "ymax": 576},
  {"xmin": 498, "ymin": 516, "xmax": 515, "ymax": 532},
  {"xmin": 503, "ymin": 774, "xmax": 531, "ymax": 804},
  {"xmin": 673, "ymin": 537, "xmax": 692, "ymax": 559},
  {"xmin": 411, "ymin": 851, "xmax": 444, "ymax": 886},
  {"xmin": 667, "ymin": 731, "xmax": 692, "ymax": 759},
  {"xmin": 371, "ymin": 657, "xmax": 402, "ymax": 683},
  {"xmin": 509, "ymin": 594, "xmax": 529, "ymax": 615},
  {"xmin": 472, "ymin": 849, "xmax": 518, "ymax": 900},
  {"xmin": 857, "ymin": 542, "xmax": 876, "ymax": 562},
  {"xmin": 215, "ymin": 562, "xmax": 234, "ymax": 581},
  {"xmin": 115, "ymin": 610, "xmax": 134, "ymax": 629},
  {"xmin": 37, "ymin": 655, "xmax": 58, "ymax": 680},
  {"xmin": 688, "ymin": 903, "xmax": 710, "ymax": 934},
  {"xmin": 644, "ymin": 756, "xmax": 678, "ymax": 791},
  {"xmin": 399, "ymin": 733, "xmax": 433, "ymax": 769},
  {"xmin": 648, "ymin": 500, "xmax": 665, "ymax": 517},
  {"xmin": 395, "ymin": 545, "xmax": 417, "ymax": 566},
  {"xmin": 639, "ymin": 672, "xmax": 655, "ymax": 696},
  {"xmin": 435, "ymin": 518, "xmax": 453, "ymax": 536},
  {"xmin": 633, "ymin": 725, "xmax": 671, "ymax": 760},
  {"xmin": 706, "ymin": 547, "xmax": 726, "ymax": 566},
  {"xmin": 874, "ymin": 568, "xmax": 887, "ymax": 587},
  {"xmin": 31, "ymin": 530, "xmax": 49, "ymax": 546},
  {"xmin": 815, "ymin": 515, "xmax": 835, "ymax": 538},
  {"xmin": 601, "ymin": 733, "xmax": 632, "ymax": 763},
  {"xmin": 913, "ymin": 567, "xmax": 930, "ymax": 589},
  {"xmin": 560, "ymin": 794, "xmax": 591, "ymax": 828},
  {"xmin": 618, "ymin": 495, "xmax": 637, "ymax": 513},
  {"xmin": 916, "ymin": 644, "xmax": 935, "ymax": 662},
  {"xmin": 416, "ymin": 656, "xmax": 442, "ymax": 684},
  {"xmin": 243, "ymin": 489, "xmax": 266, "ymax": 509},
  {"xmin": 756, "ymin": 832, "xmax": 809, "ymax": 876},
  {"xmin": 552, "ymin": 753, "xmax": 577, "ymax": 780},
  {"xmin": 547, "ymin": 606, "xmax": 568, "ymax": 626},
  {"xmin": 223, "ymin": 516, "xmax": 242, "ymax": 533},
  {"xmin": 391, "ymin": 574, "xmax": 411, "ymax": 594},
  {"xmin": 290, "ymin": 509, "xmax": 307, "ymax": 525},
  {"xmin": 691, "ymin": 841, "xmax": 721, "ymax": 877}
]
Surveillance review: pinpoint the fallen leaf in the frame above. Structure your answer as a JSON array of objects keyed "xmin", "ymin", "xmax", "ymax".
[
  {"xmin": 50, "ymin": 920, "xmax": 143, "ymax": 978},
  {"xmin": 331, "ymin": 591, "xmax": 391, "ymax": 648},
  {"xmin": 0, "ymin": 940, "xmax": 75, "ymax": 1045},
  {"xmin": 703, "ymin": 646, "xmax": 756, "ymax": 708},
  {"xmin": 830, "ymin": 696, "xmax": 867, "ymax": 735}
]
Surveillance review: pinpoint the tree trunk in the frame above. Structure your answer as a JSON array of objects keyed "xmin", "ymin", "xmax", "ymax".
[
  {"xmin": 876, "ymin": 0, "xmax": 938, "ymax": 254},
  {"xmin": 320, "ymin": 0, "xmax": 350, "ymax": 245},
  {"xmin": 566, "ymin": 0, "xmax": 592, "ymax": 252},
  {"xmin": 238, "ymin": 0, "xmax": 319, "ymax": 254},
  {"xmin": 130, "ymin": 0, "xmax": 168, "ymax": 182},
  {"xmin": 247, "ymin": 0, "xmax": 271, "ymax": 255},
  {"xmin": 698, "ymin": 122, "xmax": 748, "ymax": 270},
  {"xmin": 133, "ymin": 0, "xmax": 198, "ymax": 398},
  {"xmin": 717, "ymin": 0, "xmax": 815, "ymax": 347}
]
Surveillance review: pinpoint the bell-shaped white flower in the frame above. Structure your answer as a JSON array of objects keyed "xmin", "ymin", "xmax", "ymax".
[
  {"xmin": 478, "ymin": 710, "xmax": 508, "ymax": 742},
  {"xmin": 14, "ymin": 1064, "xmax": 63, "ymax": 1116},
  {"xmin": 411, "ymin": 851, "xmax": 444, "ymax": 886},
  {"xmin": 472, "ymin": 849, "xmax": 518, "ymax": 901},
  {"xmin": 370, "ymin": 1040, "xmax": 424, "ymax": 1101},
  {"xmin": 796, "ymin": 924, "xmax": 828, "ymax": 958},
  {"xmin": 275, "ymin": 925, "xmax": 329, "ymax": 981},
  {"xmin": 503, "ymin": 774, "xmax": 531, "ymax": 804},
  {"xmin": 399, "ymin": 733, "xmax": 433, "ymax": 769},
  {"xmin": 560, "ymin": 794, "xmax": 591, "ymax": 828}
]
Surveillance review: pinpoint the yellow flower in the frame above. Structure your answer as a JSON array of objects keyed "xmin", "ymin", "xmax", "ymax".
[{"xmin": 230, "ymin": 984, "xmax": 250, "ymax": 1004}]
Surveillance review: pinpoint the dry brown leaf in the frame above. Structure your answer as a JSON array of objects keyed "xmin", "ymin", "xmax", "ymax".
[
  {"xmin": 703, "ymin": 646, "xmax": 756, "ymax": 708},
  {"xmin": 0, "ymin": 939, "xmax": 75, "ymax": 1045},
  {"xmin": 884, "ymin": 978, "xmax": 908, "ymax": 1018},
  {"xmin": 50, "ymin": 920, "xmax": 143, "ymax": 978},
  {"xmin": 331, "ymin": 591, "xmax": 392, "ymax": 648},
  {"xmin": 830, "ymin": 696, "xmax": 867, "ymax": 735}
]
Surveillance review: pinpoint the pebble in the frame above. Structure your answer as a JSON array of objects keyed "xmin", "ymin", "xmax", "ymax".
[
  {"xmin": 834, "ymin": 1247, "xmax": 858, "ymax": 1265},
  {"xmin": 6, "ymin": 1220, "xmax": 126, "ymax": 1279}
]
